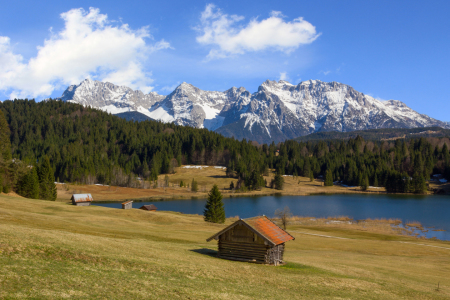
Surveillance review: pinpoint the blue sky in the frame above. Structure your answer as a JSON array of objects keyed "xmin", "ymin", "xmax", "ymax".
[{"xmin": 0, "ymin": 0, "xmax": 449, "ymax": 121}]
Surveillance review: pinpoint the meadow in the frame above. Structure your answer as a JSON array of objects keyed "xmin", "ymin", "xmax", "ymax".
[{"xmin": 1, "ymin": 194, "xmax": 450, "ymax": 299}]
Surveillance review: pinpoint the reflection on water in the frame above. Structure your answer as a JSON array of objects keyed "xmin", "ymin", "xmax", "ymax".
[{"xmin": 94, "ymin": 194, "xmax": 450, "ymax": 241}]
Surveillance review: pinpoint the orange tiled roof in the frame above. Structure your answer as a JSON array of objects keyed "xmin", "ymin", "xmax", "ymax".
[
  {"xmin": 206, "ymin": 216, "xmax": 294, "ymax": 245},
  {"xmin": 243, "ymin": 216, "xmax": 294, "ymax": 245}
]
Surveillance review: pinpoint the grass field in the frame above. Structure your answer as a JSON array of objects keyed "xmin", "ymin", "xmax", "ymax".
[
  {"xmin": 56, "ymin": 166, "xmax": 389, "ymax": 202},
  {"xmin": 1, "ymin": 194, "xmax": 450, "ymax": 299}
]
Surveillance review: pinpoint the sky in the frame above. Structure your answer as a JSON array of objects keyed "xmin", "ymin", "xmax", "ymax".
[{"xmin": 0, "ymin": 0, "xmax": 449, "ymax": 120}]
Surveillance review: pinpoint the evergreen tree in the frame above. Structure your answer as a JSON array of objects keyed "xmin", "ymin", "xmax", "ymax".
[
  {"xmin": 204, "ymin": 184, "xmax": 225, "ymax": 223},
  {"xmin": 373, "ymin": 174, "xmax": 379, "ymax": 187},
  {"xmin": 0, "ymin": 109, "xmax": 12, "ymax": 161},
  {"xmin": 360, "ymin": 174, "xmax": 369, "ymax": 191},
  {"xmin": 191, "ymin": 178, "xmax": 198, "ymax": 192},
  {"xmin": 18, "ymin": 167, "xmax": 40, "ymax": 199},
  {"xmin": 324, "ymin": 169, "xmax": 333, "ymax": 186},
  {"xmin": 273, "ymin": 173, "xmax": 284, "ymax": 190},
  {"xmin": 38, "ymin": 156, "xmax": 57, "ymax": 201},
  {"xmin": 309, "ymin": 170, "xmax": 314, "ymax": 182}
]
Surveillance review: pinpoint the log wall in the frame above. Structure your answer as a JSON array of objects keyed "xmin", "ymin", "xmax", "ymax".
[{"xmin": 217, "ymin": 223, "xmax": 286, "ymax": 265}]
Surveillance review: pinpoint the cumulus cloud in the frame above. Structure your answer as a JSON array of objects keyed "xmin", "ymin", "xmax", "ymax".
[
  {"xmin": 0, "ymin": 7, "xmax": 170, "ymax": 98},
  {"xmin": 196, "ymin": 4, "xmax": 320, "ymax": 59}
]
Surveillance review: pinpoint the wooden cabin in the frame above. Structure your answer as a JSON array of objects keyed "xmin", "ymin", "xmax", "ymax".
[
  {"xmin": 71, "ymin": 194, "xmax": 93, "ymax": 206},
  {"xmin": 139, "ymin": 204, "xmax": 157, "ymax": 211},
  {"xmin": 206, "ymin": 216, "xmax": 294, "ymax": 265},
  {"xmin": 122, "ymin": 201, "xmax": 133, "ymax": 209}
]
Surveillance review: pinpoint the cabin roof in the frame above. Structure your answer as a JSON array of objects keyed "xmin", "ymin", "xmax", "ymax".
[
  {"xmin": 122, "ymin": 200, "xmax": 133, "ymax": 205},
  {"xmin": 140, "ymin": 204, "xmax": 157, "ymax": 210},
  {"xmin": 71, "ymin": 194, "xmax": 93, "ymax": 202},
  {"xmin": 206, "ymin": 216, "xmax": 295, "ymax": 246}
]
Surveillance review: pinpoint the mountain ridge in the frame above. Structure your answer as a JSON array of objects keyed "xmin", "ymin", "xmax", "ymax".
[{"xmin": 60, "ymin": 79, "xmax": 449, "ymax": 143}]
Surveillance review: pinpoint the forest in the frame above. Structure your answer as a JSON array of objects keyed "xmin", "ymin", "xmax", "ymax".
[{"xmin": 1, "ymin": 99, "xmax": 450, "ymax": 199}]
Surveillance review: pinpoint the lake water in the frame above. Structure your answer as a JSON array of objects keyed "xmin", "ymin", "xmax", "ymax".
[{"xmin": 94, "ymin": 194, "xmax": 450, "ymax": 241}]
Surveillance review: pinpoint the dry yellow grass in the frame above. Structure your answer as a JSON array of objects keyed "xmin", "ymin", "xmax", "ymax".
[
  {"xmin": 57, "ymin": 166, "xmax": 387, "ymax": 202},
  {"xmin": 1, "ymin": 194, "xmax": 450, "ymax": 299}
]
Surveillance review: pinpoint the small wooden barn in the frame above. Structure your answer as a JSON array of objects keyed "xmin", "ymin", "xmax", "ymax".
[
  {"xmin": 206, "ymin": 216, "xmax": 295, "ymax": 265},
  {"xmin": 71, "ymin": 194, "xmax": 93, "ymax": 206},
  {"xmin": 122, "ymin": 201, "xmax": 133, "ymax": 209},
  {"xmin": 139, "ymin": 204, "xmax": 157, "ymax": 211}
]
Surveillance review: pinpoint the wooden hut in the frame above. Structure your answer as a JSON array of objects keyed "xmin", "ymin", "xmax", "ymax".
[
  {"xmin": 122, "ymin": 201, "xmax": 133, "ymax": 209},
  {"xmin": 206, "ymin": 216, "xmax": 294, "ymax": 265},
  {"xmin": 71, "ymin": 194, "xmax": 93, "ymax": 206},
  {"xmin": 139, "ymin": 204, "xmax": 157, "ymax": 211}
]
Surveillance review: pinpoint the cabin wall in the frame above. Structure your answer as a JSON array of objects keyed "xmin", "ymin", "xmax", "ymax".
[
  {"xmin": 122, "ymin": 202, "xmax": 132, "ymax": 209},
  {"xmin": 218, "ymin": 224, "xmax": 271, "ymax": 264},
  {"xmin": 267, "ymin": 243, "xmax": 285, "ymax": 265},
  {"xmin": 74, "ymin": 202, "xmax": 91, "ymax": 206}
]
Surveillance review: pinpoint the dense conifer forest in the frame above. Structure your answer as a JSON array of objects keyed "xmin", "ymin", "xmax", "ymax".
[{"xmin": 1, "ymin": 99, "xmax": 450, "ymax": 198}]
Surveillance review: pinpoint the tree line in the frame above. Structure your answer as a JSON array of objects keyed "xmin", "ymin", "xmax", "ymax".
[{"xmin": 1, "ymin": 99, "xmax": 450, "ymax": 199}]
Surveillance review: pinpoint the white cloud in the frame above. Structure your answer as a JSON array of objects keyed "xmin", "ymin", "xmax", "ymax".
[
  {"xmin": 0, "ymin": 7, "xmax": 171, "ymax": 99},
  {"xmin": 196, "ymin": 4, "xmax": 320, "ymax": 59},
  {"xmin": 279, "ymin": 72, "xmax": 289, "ymax": 81}
]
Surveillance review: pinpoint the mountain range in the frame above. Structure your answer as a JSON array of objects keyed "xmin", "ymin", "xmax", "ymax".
[{"xmin": 61, "ymin": 79, "xmax": 449, "ymax": 144}]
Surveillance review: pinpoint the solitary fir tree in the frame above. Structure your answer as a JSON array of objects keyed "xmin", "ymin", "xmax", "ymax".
[
  {"xmin": 204, "ymin": 184, "xmax": 225, "ymax": 223},
  {"xmin": 324, "ymin": 169, "xmax": 333, "ymax": 186}
]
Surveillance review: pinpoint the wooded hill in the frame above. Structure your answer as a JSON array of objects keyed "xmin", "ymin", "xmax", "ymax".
[
  {"xmin": 1, "ymin": 99, "xmax": 450, "ymax": 197},
  {"xmin": 294, "ymin": 127, "xmax": 450, "ymax": 142}
]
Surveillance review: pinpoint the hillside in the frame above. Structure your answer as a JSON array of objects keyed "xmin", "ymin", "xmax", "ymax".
[
  {"xmin": 1, "ymin": 195, "xmax": 449, "ymax": 299},
  {"xmin": 294, "ymin": 127, "xmax": 450, "ymax": 142}
]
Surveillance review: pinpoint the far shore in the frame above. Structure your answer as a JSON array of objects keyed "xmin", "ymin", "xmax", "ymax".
[{"xmin": 55, "ymin": 165, "xmax": 449, "ymax": 203}]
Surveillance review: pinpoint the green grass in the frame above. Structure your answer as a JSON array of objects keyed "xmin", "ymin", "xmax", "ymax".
[{"xmin": 1, "ymin": 194, "xmax": 450, "ymax": 299}]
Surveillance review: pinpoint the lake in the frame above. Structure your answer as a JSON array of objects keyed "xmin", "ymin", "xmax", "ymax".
[{"xmin": 94, "ymin": 194, "xmax": 450, "ymax": 240}]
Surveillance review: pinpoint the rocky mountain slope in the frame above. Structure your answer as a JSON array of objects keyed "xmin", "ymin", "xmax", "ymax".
[{"xmin": 60, "ymin": 79, "xmax": 449, "ymax": 144}]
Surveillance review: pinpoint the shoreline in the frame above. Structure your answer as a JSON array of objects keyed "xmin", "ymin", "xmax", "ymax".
[{"xmin": 83, "ymin": 188, "xmax": 437, "ymax": 203}]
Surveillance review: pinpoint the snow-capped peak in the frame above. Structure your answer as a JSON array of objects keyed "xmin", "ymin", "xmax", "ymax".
[{"xmin": 61, "ymin": 79, "xmax": 449, "ymax": 144}]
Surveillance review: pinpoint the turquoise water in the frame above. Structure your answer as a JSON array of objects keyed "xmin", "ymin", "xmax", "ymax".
[{"xmin": 94, "ymin": 194, "xmax": 450, "ymax": 240}]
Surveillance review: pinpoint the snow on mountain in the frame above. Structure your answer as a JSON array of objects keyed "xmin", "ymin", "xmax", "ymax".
[
  {"xmin": 61, "ymin": 79, "xmax": 164, "ymax": 117},
  {"xmin": 60, "ymin": 79, "xmax": 449, "ymax": 144}
]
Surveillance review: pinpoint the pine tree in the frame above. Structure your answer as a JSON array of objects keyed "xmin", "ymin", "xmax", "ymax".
[
  {"xmin": 0, "ymin": 110, "xmax": 12, "ymax": 161},
  {"xmin": 373, "ymin": 174, "xmax": 379, "ymax": 187},
  {"xmin": 38, "ymin": 156, "xmax": 57, "ymax": 201},
  {"xmin": 18, "ymin": 167, "xmax": 40, "ymax": 199},
  {"xmin": 309, "ymin": 170, "xmax": 314, "ymax": 182},
  {"xmin": 360, "ymin": 174, "xmax": 369, "ymax": 191},
  {"xmin": 204, "ymin": 184, "xmax": 225, "ymax": 223},
  {"xmin": 324, "ymin": 169, "xmax": 333, "ymax": 186},
  {"xmin": 191, "ymin": 178, "xmax": 198, "ymax": 192},
  {"xmin": 274, "ymin": 173, "xmax": 284, "ymax": 190}
]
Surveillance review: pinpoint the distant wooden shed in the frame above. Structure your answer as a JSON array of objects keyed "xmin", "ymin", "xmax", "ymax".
[
  {"xmin": 206, "ymin": 216, "xmax": 294, "ymax": 265},
  {"xmin": 122, "ymin": 201, "xmax": 133, "ymax": 209},
  {"xmin": 139, "ymin": 204, "xmax": 157, "ymax": 211},
  {"xmin": 71, "ymin": 194, "xmax": 93, "ymax": 206}
]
